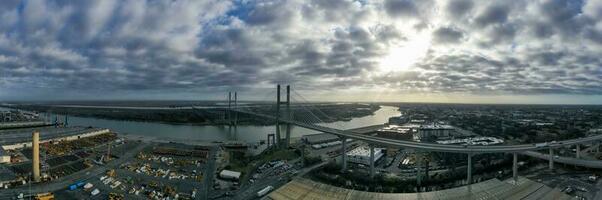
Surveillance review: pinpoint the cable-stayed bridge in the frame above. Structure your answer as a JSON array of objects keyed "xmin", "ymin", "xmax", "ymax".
[{"xmin": 225, "ymin": 84, "xmax": 602, "ymax": 185}]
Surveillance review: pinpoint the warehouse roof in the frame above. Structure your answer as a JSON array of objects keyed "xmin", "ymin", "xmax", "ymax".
[
  {"xmin": 0, "ymin": 165, "xmax": 16, "ymax": 183},
  {"xmin": 302, "ymin": 133, "xmax": 339, "ymax": 144},
  {"xmin": 267, "ymin": 177, "xmax": 573, "ymax": 200},
  {"xmin": 0, "ymin": 126, "xmax": 106, "ymax": 145}
]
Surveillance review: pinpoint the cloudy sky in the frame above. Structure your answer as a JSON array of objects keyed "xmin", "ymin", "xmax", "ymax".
[{"xmin": 1, "ymin": 0, "xmax": 602, "ymax": 104}]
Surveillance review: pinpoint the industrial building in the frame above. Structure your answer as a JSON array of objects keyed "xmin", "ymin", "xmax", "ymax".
[
  {"xmin": 302, "ymin": 133, "xmax": 340, "ymax": 145},
  {"xmin": 0, "ymin": 148, "xmax": 9, "ymax": 164},
  {"xmin": 0, "ymin": 121, "xmax": 51, "ymax": 129},
  {"xmin": 0, "ymin": 110, "xmax": 40, "ymax": 122},
  {"xmin": 310, "ymin": 139, "xmax": 352, "ymax": 149},
  {"xmin": 0, "ymin": 127, "xmax": 110, "ymax": 150},
  {"xmin": 0, "ymin": 165, "xmax": 16, "ymax": 187},
  {"xmin": 377, "ymin": 124, "xmax": 458, "ymax": 142},
  {"xmin": 387, "ymin": 115, "xmax": 407, "ymax": 125},
  {"xmin": 376, "ymin": 125, "xmax": 417, "ymax": 141},
  {"xmin": 346, "ymin": 146, "xmax": 384, "ymax": 165},
  {"xmin": 415, "ymin": 124, "xmax": 455, "ymax": 141},
  {"xmin": 436, "ymin": 137, "xmax": 505, "ymax": 146}
]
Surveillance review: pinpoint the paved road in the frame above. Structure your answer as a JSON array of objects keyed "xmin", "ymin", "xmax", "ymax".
[
  {"xmin": 520, "ymin": 151, "xmax": 602, "ymax": 168},
  {"xmin": 297, "ymin": 161, "xmax": 329, "ymax": 177},
  {"xmin": 230, "ymin": 159, "xmax": 324, "ymax": 200},
  {"xmin": 0, "ymin": 142, "xmax": 149, "ymax": 199},
  {"xmin": 201, "ymin": 146, "xmax": 217, "ymax": 200}
]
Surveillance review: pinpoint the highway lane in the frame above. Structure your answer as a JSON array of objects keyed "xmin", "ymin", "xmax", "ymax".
[
  {"xmin": 520, "ymin": 151, "xmax": 602, "ymax": 168},
  {"xmin": 233, "ymin": 109, "xmax": 602, "ymax": 153}
]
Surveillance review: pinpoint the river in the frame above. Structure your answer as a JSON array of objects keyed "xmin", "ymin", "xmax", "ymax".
[{"xmin": 4, "ymin": 106, "xmax": 400, "ymax": 143}]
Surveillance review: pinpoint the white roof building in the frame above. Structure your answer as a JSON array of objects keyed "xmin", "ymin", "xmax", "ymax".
[
  {"xmin": 220, "ymin": 170, "xmax": 241, "ymax": 180},
  {"xmin": 346, "ymin": 146, "xmax": 384, "ymax": 165},
  {"xmin": 0, "ymin": 148, "xmax": 9, "ymax": 164}
]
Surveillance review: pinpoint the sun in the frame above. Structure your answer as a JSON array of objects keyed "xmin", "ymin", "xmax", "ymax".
[{"xmin": 378, "ymin": 34, "xmax": 431, "ymax": 73}]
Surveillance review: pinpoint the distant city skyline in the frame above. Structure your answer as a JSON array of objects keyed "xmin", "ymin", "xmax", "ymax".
[{"xmin": 1, "ymin": 0, "xmax": 602, "ymax": 104}]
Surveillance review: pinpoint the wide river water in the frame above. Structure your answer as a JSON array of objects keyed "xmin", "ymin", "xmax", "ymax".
[{"xmin": 4, "ymin": 106, "xmax": 400, "ymax": 143}]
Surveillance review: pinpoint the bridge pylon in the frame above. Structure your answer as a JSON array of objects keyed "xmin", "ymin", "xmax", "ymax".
[
  {"xmin": 275, "ymin": 84, "xmax": 291, "ymax": 149},
  {"xmin": 285, "ymin": 85, "xmax": 291, "ymax": 149},
  {"xmin": 227, "ymin": 91, "xmax": 238, "ymax": 140}
]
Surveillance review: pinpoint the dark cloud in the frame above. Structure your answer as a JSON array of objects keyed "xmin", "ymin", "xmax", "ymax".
[
  {"xmin": 242, "ymin": 1, "xmax": 293, "ymax": 26},
  {"xmin": 474, "ymin": 4, "xmax": 510, "ymax": 27},
  {"xmin": 446, "ymin": 0, "xmax": 474, "ymax": 19},
  {"xmin": 432, "ymin": 26, "xmax": 464, "ymax": 44},
  {"xmin": 384, "ymin": 0, "xmax": 419, "ymax": 18},
  {"xmin": 294, "ymin": 27, "xmax": 385, "ymax": 77}
]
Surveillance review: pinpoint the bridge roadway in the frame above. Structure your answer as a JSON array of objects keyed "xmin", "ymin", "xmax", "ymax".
[
  {"xmin": 520, "ymin": 151, "xmax": 602, "ymax": 169},
  {"xmin": 233, "ymin": 109, "xmax": 602, "ymax": 154}
]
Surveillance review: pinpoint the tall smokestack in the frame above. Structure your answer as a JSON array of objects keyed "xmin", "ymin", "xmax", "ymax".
[{"xmin": 32, "ymin": 131, "xmax": 40, "ymax": 182}]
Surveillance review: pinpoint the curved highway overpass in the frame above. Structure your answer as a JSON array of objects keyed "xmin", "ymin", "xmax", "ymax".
[
  {"xmin": 234, "ymin": 109, "xmax": 602, "ymax": 153},
  {"xmin": 520, "ymin": 151, "xmax": 602, "ymax": 168},
  {"xmin": 228, "ymin": 85, "xmax": 602, "ymax": 187},
  {"xmin": 232, "ymin": 107, "xmax": 602, "ymax": 186}
]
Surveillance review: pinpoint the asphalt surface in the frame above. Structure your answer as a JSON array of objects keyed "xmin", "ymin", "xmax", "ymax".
[
  {"xmin": 201, "ymin": 146, "xmax": 217, "ymax": 200},
  {"xmin": 0, "ymin": 141, "xmax": 150, "ymax": 199},
  {"xmin": 520, "ymin": 151, "xmax": 602, "ymax": 168}
]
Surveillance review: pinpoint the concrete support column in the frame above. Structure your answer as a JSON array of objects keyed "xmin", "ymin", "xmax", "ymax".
[
  {"xmin": 341, "ymin": 137, "xmax": 347, "ymax": 171},
  {"xmin": 234, "ymin": 92, "xmax": 238, "ymax": 125},
  {"xmin": 467, "ymin": 153, "xmax": 472, "ymax": 184},
  {"xmin": 416, "ymin": 152, "xmax": 422, "ymax": 186},
  {"xmin": 370, "ymin": 145, "xmax": 375, "ymax": 179},
  {"xmin": 228, "ymin": 92, "xmax": 231, "ymax": 123},
  {"xmin": 32, "ymin": 131, "xmax": 40, "ymax": 182},
  {"xmin": 424, "ymin": 159, "xmax": 429, "ymax": 181},
  {"xmin": 233, "ymin": 92, "xmax": 238, "ymax": 140},
  {"xmin": 301, "ymin": 144, "xmax": 305, "ymax": 166},
  {"xmin": 275, "ymin": 85, "xmax": 281, "ymax": 147},
  {"xmin": 513, "ymin": 153, "xmax": 518, "ymax": 184},
  {"xmin": 576, "ymin": 144, "xmax": 581, "ymax": 159},
  {"xmin": 549, "ymin": 148, "xmax": 554, "ymax": 170}
]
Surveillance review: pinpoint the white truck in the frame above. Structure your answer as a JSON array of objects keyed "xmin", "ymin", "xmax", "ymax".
[
  {"xmin": 91, "ymin": 189, "xmax": 100, "ymax": 196},
  {"xmin": 257, "ymin": 185, "xmax": 274, "ymax": 197}
]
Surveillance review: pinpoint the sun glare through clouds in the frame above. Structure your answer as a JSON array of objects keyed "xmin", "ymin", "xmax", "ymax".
[{"xmin": 378, "ymin": 34, "xmax": 431, "ymax": 73}]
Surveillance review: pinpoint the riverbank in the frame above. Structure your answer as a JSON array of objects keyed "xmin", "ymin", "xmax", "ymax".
[
  {"xmin": 1, "ymin": 105, "xmax": 401, "ymax": 144},
  {"xmin": 5, "ymin": 103, "xmax": 380, "ymax": 126}
]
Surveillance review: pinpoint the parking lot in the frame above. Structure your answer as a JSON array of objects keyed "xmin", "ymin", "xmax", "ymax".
[{"xmin": 54, "ymin": 142, "xmax": 214, "ymax": 200}]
